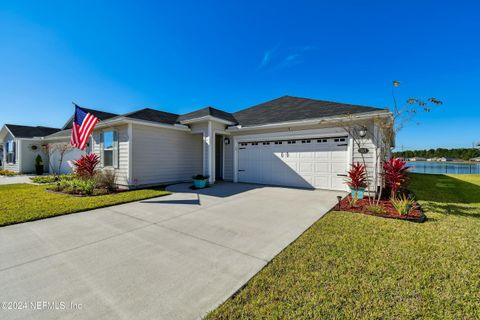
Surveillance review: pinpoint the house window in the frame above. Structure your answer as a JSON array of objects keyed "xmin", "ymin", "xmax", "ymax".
[
  {"xmin": 6, "ymin": 140, "xmax": 15, "ymax": 164},
  {"xmin": 102, "ymin": 130, "xmax": 118, "ymax": 168}
]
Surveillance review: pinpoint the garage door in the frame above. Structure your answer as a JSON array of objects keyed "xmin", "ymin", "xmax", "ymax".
[{"xmin": 238, "ymin": 136, "xmax": 348, "ymax": 190}]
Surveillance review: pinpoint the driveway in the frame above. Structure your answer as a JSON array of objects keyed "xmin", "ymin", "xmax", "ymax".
[{"xmin": 0, "ymin": 182, "xmax": 342, "ymax": 320}]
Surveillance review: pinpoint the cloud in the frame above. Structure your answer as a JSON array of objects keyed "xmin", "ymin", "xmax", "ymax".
[
  {"xmin": 259, "ymin": 45, "xmax": 314, "ymax": 70},
  {"xmin": 278, "ymin": 53, "xmax": 302, "ymax": 69},
  {"xmin": 258, "ymin": 48, "xmax": 275, "ymax": 69}
]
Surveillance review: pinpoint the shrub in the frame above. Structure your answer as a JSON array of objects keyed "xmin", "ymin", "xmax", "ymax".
[
  {"xmin": 346, "ymin": 162, "xmax": 367, "ymax": 190},
  {"xmin": 366, "ymin": 204, "xmax": 386, "ymax": 215},
  {"xmin": 95, "ymin": 170, "xmax": 117, "ymax": 192},
  {"xmin": 56, "ymin": 178, "xmax": 96, "ymax": 195},
  {"xmin": 347, "ymin": 194, "xmax": 359, "ymax": 208},
  {"xmin": 31, "ymin": 174, "xmax": 74, "ymax": 184},
  {"xmin": 76, "ymin": 179, "xmax": 96, "ymax": 195},
  {"xmin": 35, "ymin": 155, "xmax": 43, "ymax": 166},
  {"xmin": 73, "ymin": 153, "xmax": 100, "ymax": 178},
  {"xmin": 0, "ymin": 169, "xmax": 17, "ymax": 176},
  {"xmin": 391, "ymin": 194, "xmax": 414, "ymax": 215},
  {"xmin": 384, "ymin": 158, "xmax": 410, "ymax": 198}
]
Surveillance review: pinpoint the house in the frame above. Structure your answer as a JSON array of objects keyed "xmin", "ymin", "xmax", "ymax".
[
  {"xmin": 0, "ymin": 96, "xmax": 394, "ymax": 191},
  {"xmin": 0, "ymin": 124, "xmax": 61, "ymax": 173},
  {"xmin": 409, "ymin": 157, "xmax": 426, "ymax": 161},
  {"xmin": 469, "ymin": 157, "xmax": 480, "ymax": 162},
  {"xmin": 437, "ymin": 157, "xmax": 457, "ymax": 162}
]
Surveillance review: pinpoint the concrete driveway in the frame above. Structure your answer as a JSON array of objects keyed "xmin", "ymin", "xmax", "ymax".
[{"xmin": 0, "ymin": 182, "xmax": 342, "ymax": 320}]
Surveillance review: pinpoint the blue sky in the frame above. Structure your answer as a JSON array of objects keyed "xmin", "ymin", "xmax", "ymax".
[{"xmin": 1, "ymin": 1, "xmax": 479, "ymax": 150}]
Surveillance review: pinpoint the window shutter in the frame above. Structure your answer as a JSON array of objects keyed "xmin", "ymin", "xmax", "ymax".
[
  {"xmin": 12, "ymin": 141, "xmax": 16, "ymax": 164},
  {"xmin": 100, "ymin": 132, "xmax": 104, "ymax": 167},
  {"xmin": 113, "ymin": 130, "xmax": 119, "ymax": 169}
]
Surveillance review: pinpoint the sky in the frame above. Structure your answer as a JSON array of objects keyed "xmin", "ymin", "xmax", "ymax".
[{"xmin": 0, "ymin": 0, "xmax": 479, "ymax": 150}]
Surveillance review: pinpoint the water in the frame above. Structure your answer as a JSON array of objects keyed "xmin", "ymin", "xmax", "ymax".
[{"xmin": 407, "ymin": 161, "xmax": 480, "ymax": 174}]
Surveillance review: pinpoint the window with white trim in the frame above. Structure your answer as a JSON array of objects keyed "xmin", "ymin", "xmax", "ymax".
[
  {"xmin": 6, "ymin": 140, "xmax": 15, "ymax": 164},
  {"xmin": 101, "ymin": 130, "xmax": 118, "ymax": 168}
]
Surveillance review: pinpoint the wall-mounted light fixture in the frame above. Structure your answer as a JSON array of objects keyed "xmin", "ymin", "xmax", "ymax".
[
  {"xmin": 224, "ymin": 137, "xmax": 230, "ymax": 145},
  {"xmin": 358, "ymin": 126, "xmax": 368, "ymax": 138}
]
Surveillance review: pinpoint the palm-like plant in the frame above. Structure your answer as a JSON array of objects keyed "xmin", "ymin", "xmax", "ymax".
[
  {"xmin": 383, "ymin": 158, "xmax": 409, "ymax": 198},
  {"xmin": 346, "ymin": 162, "xmax": 367, "ymax": 190},
  {"xmin": 73, "ymin": 153, "xmax": 100, "ymax": 178}
]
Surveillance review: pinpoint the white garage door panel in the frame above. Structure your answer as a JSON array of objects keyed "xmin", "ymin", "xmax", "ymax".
[{"xmin": 238, "ymin": 137, "xmax": 348, "ymax": 191}]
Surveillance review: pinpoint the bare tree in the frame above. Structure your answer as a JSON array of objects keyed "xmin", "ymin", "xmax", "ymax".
[
  {"xmin": 41, "ymin": 143, "xmax": 74, "ymax": 176},
  {"xmin": 341, "ymin": 80, "xmax": 442, "ymax": 203}
]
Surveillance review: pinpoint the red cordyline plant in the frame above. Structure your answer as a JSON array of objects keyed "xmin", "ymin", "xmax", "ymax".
[
  {"xmin": 73, "ymin": 153, "xmax": 100, "ymax": 178},
  {"xmin": 383, "ymin": 158, "xmax": 410, "ymax": 198},
  {"xmin": 346, "ymin": 162, "xmax": 367, "ymax": 189}
]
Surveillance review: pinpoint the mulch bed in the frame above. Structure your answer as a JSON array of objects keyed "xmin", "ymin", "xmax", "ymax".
[
  {"xmin": 338, "ymin": 195, "xmax": 427, "ymax": 223},
  {"xmin": 46, "ymin": 188, "xmax": 122, "ymax": 197}
]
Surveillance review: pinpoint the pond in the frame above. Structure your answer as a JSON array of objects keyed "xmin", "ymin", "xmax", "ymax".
[{"xmin": 407, "ymin": 161, "xmax": 480, "ymax": 174}]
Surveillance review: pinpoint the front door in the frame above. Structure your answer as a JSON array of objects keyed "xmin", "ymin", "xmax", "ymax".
[{"xmin": 215, "ymin": 135, "xmax": 223, "ymax": 180}]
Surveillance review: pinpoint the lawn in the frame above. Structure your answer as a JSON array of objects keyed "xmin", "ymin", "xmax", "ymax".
[
  {"xmin": 206, "ymin": 173, "xmax": 480, "ymax": 319},
  {"xmin": 0, "ymin": 184, "xmax": 170, "ymax": 226}
]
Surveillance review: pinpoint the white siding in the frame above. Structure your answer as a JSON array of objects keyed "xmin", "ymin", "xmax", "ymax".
[
  {"xmin": 188, "ymin": 121, "xmax": 227, "ymax": 179},
  {"xmin": 92, "ymin": 125, "xmax": 129, "ymax": 186},
  {"xmin": 189, "ymin": 122, "xmax": 209, "ymax": 175},
  {"xmin": 21, "ymin": 139, "xmax": 49, "ymax": 173},
  {"xmin": 49, "ymin": 147, "xmax": 84, "ymax": 174},
  {"xmin": 2, "ymin": 133, "xmax": 19, "ymax": 172},
  {"xmin": 131, "ymin": 124, "xmax": 203, "ymax": 186}
]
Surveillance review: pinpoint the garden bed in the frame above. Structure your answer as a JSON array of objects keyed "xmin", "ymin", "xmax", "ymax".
[
  {"xmin": 338, "ymin": 195, "xmax": 426, "ymax": 223},
  {"xmin": 45, "ymin": 187, "xmax": 122, "ymax": 197}
]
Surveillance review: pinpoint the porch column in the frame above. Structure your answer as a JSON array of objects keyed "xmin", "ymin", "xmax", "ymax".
[{"xmin": 204, "ymin": 121, "xmax": 215, "ymax": 184}]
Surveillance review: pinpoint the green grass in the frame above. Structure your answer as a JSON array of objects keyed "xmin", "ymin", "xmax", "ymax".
[
  {"xmin": 206, "ymin": 173, "xmax": 480, "ymax": 319},
  {"xmin": 0, "ymin": 184, "xmax": 170, "ymax": 226}
]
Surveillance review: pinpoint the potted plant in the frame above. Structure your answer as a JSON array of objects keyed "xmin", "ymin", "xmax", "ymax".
[
  {"xmin": 35, "ymin": 155, "xmax": 44, "ymax": 175},
  {"xmin": 192, "ymin": 174, "xmax": 209, "ymax": 189},
  {"xmin": 346, "ymin": 162, "xmax": 367, "ymax": 199}
]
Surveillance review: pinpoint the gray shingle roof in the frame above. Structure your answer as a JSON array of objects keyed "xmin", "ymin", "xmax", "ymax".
[
  {"xmin": 233, "ymin": 96, "xmax": 386, "ymax": 127},
  {"xmin": 44, "ymin": 129, "xmax": 72, "ymax": 139},
  {"xmin": 123, "ymin": 108, "xmax": 179, "ymax": 125},
  {"xmin": 177, "ymin": 107, "xmax": 237, "ymax": 123},
  {"xmin": 5, "ymin": 124, "xmax": 61, "ymax": 138},
  {"xmin": 63, "ymin": 108, "xmax": 118, "ymax": 129}
]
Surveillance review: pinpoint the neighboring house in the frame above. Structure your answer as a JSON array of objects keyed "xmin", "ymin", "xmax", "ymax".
[
  {"xmin": 409, "ymin": 157, "xmax": 426, "ymax": 161},
  {"xmin": 0, "ymin": 124, "xmax": 60, "ymax": 173},
  {"xmin": 469, "ymin": 157, "xmax": 480, "ymax": 162},
  {"xmin": 437, "ymin": 157, "xmax": 457, "ymax": 162},
  {"xmin": 0, "ymin": 96, "xmax": 394, "ymax": 191}
]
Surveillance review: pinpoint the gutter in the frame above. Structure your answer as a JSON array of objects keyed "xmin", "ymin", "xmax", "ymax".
[{"xmin": 94, "ymin": 117, "xmax": 191, "ymax": 132}]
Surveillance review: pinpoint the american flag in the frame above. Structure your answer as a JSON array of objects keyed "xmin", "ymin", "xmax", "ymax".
[{"xmin": 70, "ymin": 104, "xmax": 99, "ymax": 150}]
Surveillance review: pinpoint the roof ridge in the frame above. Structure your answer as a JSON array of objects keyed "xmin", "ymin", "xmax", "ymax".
[
  {"xmin": 81, "ymin": 106, "xmax": 118, "ymax": 116},
  {"xmin": 122, "ymin": 107, "xmax": 179, "ymax": 117}
]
